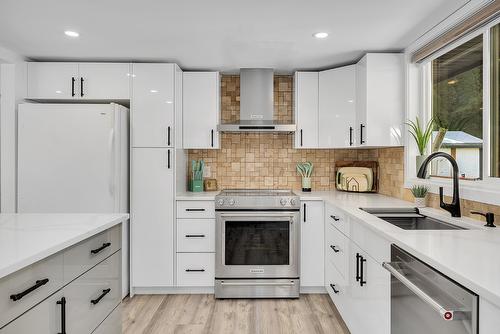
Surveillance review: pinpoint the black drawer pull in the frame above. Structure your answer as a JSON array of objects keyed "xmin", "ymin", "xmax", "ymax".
[
  {"xmin": 57, "ymin": 297, "xmax": 66, "ymax": 334},
  {"xmin": 356, "ymin": 253, "xmax": 361, "ymax": 282},
  {"xmin": 71, "ymin": 77, "xmax": 76, "ymax": 97},
  {"xmin": 360, "ymin": 256, "xmax": 367, "ymax": 287},
  {"xmin": 185, "ymin": 234, "xmax": 206, "ymax": 238},
  {"xmin": 80, "ymin": 77, "xmax": 84, "ymax": 97},
  {"xmin": 330, "ymin": 245, "xmax": 340, "ymax": 253},
  {"xmin": 90, "ymin": 242, "xmax": 111, "ymax": 255},
  {"xmin": 330, "ymin": 284, "xmax": 339, "ymax": 294},
  {"xmin": 10, "ymin": 278, "xmax": 49, "ymax": 301},
  {"xmin": 185, "ymin": 269, "xmax": 205, "ymax": 272},
  {"xmin": 330, "ymin": 215, "xmax": 340, "ymax": 221},
  {"xmin": 186, "ymin": 208, "xmax": 205, "ymax": 212},
  {"xmin": 91, "ymin": 288, "xmax": 111, "ymax": 305}
]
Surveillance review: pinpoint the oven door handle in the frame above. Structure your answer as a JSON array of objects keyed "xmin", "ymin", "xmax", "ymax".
[
  {"xmin": 219, "ymin": 281, "xmax": 296, "ymax": 287},
  {"xmin": 219, "ymin": 213, "xmax": 296, "ymax": 219},
  {"xmin": 382, "ymin": 262, "xmax": 470, "ymax": 321}
]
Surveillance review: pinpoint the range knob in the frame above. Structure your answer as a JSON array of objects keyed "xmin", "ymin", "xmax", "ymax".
[
  {"xmin": 217, "ymin": 198, "xmax": 225, "ymax": 206},
  {"xmin": 228, "ymin": 198, "xmax": 235, "ymax": 206},
  {"xmin": 280, "ymin": 198, "xmax": 288, "ymax": 206},
  {"xmin": 290, "ymin": 198, "xmax": 297, "ymax": 206}
]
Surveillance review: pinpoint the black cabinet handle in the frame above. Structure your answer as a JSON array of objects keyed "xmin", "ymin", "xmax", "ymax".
[
  {"xmin": 211, "ymin": 129, "xmax": 214, "ymax": 147},
  {"xmin": 303, "ymin": 203, "xmax": 307, "ymax": 222},
  {"xmin": 349, "ymin": 127, "xmax": 353, "ymax": 146},
  {"xmin": 185, "ymin": 269, "xmax": 205, "ymax": 272},
  {"xmin": 57, "ymin": 297, "xmax": 66, "ymax": 334},
  {"xmin": 330, "ymin": 283, "xmax": 339, "ymax": 294},
  {"xmin": 90, "ymin": 242, "xmax": 111, "ymax": 255},
  {"xmin": 360, "ymin": 256, "xmax": 367, "ymax": 286},
  {"xmin": 71, "ymin": 77, "xmax": 75, "ymax": 97},
  {"xmin": 355, "ymin": 253, "xmax": 361, "ymax": 282},
  {"xmin": 360, "ymin": 124, "xmax": 365, "ymax": 144},
  {"xmin": 186, "ymin": 208, "xmax": 205, "ymax": 212},
  {"xmin": 10, "ymin": 278, "xmax": 49, "ymax": 301},
  {"xmin": 167, "ymin": 126, "xmax": 171, "ymax": 146},
  {"xmin": 80, "ymin": 77, "xmax": 84, "ymax": 97},
  {"xmin": 91, "ymin": 288, "xmax": 111, "ymax": 305},
  {"xmin": 300, "ymin": 129, "xmax": 303, "ymax": 146},
  {"xmin": 330, "ymin": 245, "xmax": 340, "ymax": 253},
  {"xmin": 167, "ymin": 149, "xmax": 171, "ymax": 169},
  {"xmin": 330, "ymin": 215, "xmax": 340, "ymax": 221},
  {"xmin": 185, "ymin": 234, "xmax": 206, "ymax": 238}
]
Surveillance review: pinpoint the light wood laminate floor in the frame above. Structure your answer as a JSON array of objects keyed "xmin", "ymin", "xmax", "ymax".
[{"xmin": 123, "ymin": 294, "xmax": 350, "ymax": 334}]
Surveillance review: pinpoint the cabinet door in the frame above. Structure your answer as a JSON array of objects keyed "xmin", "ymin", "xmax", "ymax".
[
  {"xmin": 355, "ymin": 56, "xmax": 368, "ymax": 147},
  {"xmin": 0, "ymin": 293, "xmax": 64, "ymax": 334},
  {"xmin": 27, "ymin": 62, "xmax": 79, "ymax": 99},
  {"xmin": 132, "ymin": 64, "xmax": 175, "ymax": 147},
  {"xmin": 300, "ymin": 201, "xmax": 324, "ymax": 287},
  {"xmin": 294, "ymin": 72, "xmax": 319, "ymax": 148},
  {"xmin": 78, "ymin": 63, "xmax": 130, "ymax": 99},
  {"xmin": 348, "ymin": 243, "xmax": 390, "ymax": 334},
  {"xmin": 183, "ymin": 72, "xmax": 220, "ymax": 149},
  {"xmin": 319, "ymin": 65, "xmax": 356, "ymax": 148},
  {"xmin": 131, "ymin": 148, "xmax": 174, "ymax": 287}
]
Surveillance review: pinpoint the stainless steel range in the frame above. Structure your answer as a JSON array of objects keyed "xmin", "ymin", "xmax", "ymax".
[{"xmin": 215, "ymin": 189, "xmax": 300, "ymax": 298}]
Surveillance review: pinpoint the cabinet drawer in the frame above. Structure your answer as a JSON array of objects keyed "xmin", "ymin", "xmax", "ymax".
[
  {"xmin": 0, "ymin": 254, "xmax": 63, "ymax": 328},
  {"xmin": 177, "ymin": 201, "xmax": 215, "ymax": 219},
  {"xmin": 325, "ymin": 222, "xmax": 348, "ymax": 278},
  {"xmin": 177, "ymin": 219, "xmax": 215, "ymax": 252},
  {"xmin": 176, "ymin": 253, "xmax": 214, "ymax": 286},
  {"xmin": 325, "ymin": 261, "xmax": 347, "ymax": 307},
  {"xmin": 63, "ymin": 224, "xmax": 121, "ymax": 283},
  {"xmin": 65, "ymin": 250, "xmax": 121, "ymax": 334},
  {"xmin": 325, "ymin": 204, "xmax": 348, "ymax": 235},
  {"xmin": 92, "ymin": 305, "xmax": 121, "ymax": 334}
]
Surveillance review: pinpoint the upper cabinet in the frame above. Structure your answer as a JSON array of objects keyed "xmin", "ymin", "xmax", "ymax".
[
  {"xmin": 294, "ymin": 72, "xmax": 319, "ymax": 149},
  {"xmin": 355, "ymin": 53, "xmax": 404, "ymax": 147},
  {"xmin": 294, "ymin": 53, "xmax": 403, "ymax": 149},
  {"xmin": 131, "ymin": 63, "xmax": 181, "ymax": 148},
  {"xmin": 27, "ymin": 62, "xmax": 130, "ymax": 100},
  {"xmin": 183, "ymin": 72, "xmax": 220, "ymax": 149},
  {"xmin": 319, "ymin": 65, "xmax": 356, "ymax": 148}
]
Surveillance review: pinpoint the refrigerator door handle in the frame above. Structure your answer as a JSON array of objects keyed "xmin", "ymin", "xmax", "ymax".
[{"xmin": 108, "ymin": 128, "xmax": 115, "ymax": 196}]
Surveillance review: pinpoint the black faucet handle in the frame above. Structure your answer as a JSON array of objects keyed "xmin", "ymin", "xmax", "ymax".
[{"xmin": 470, "ymin": 211, "xmax": 496, "ymax": 227}]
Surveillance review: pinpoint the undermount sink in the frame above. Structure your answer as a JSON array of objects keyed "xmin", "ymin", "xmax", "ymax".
[{"xmin": 360, "ymin": 207, "xmax": 467, "ymax": 230}]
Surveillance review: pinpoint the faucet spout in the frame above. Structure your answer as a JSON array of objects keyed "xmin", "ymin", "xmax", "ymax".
[{"xmin": 416, "ymin": 152, "xmax": 461, "ymax": 217}]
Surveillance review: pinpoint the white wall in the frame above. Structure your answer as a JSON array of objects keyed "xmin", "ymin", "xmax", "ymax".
[{"xmin": 0, "ymin": 45, "xmax": 26, "ymax": 212}]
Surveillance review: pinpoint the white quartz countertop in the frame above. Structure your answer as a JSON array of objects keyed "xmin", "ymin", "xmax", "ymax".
[
  {"xmin": 0, "ymin": 213, "xmax": 128, "ymax": 280},
  {"xmin": 301, "ymin": 190, "xmax": 500, "ymax": 307},
  {"xmin": 176, "ymin": 191, "xmax": 220, "ymax": 200}
]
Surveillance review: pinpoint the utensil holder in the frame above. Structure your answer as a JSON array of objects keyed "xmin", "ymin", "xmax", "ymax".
[
  {"xmin": 189, "ymin": 179, "xmax": 204, "ymax": 192},
  {"xmin": 302, "ymin": 177, "xmax": 311, "ymax": 192}
]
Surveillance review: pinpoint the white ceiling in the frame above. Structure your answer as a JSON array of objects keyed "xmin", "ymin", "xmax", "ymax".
[{"xmin": 0, "ymin": 0, "xmax": 469, "ymax": 73}]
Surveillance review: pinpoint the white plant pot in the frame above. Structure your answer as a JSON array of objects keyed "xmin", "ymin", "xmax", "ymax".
[{"xmin": 414, "ymin": 197, "xmax": 427, "ymax": 208}]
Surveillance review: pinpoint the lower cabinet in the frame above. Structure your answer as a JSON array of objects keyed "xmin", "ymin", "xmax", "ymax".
[
  {"xmin": 92, "ymin": 305, "xmax": 122, "ymax": 334},
  {"xmin": 176, "ymin": 253, "xmax": 215, "ymax": 286},
  {"xmin": 300, "ymin": 200, "xmax": 324, "ymax": 288}
]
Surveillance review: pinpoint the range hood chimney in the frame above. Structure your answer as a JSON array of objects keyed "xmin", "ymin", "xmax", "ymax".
[{"xmin": 217, "ymin": 68, "xmax": 296, "ymax": 133}]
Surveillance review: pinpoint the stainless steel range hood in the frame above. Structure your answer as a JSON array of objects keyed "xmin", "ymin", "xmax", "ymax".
[{"xmin": 217, "ymin": 68, "xmax": 296, "ymax": 133}]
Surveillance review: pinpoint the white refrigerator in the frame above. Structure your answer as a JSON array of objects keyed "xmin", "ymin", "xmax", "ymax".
[{"xmin": 17, "ymin": 103, "xmax": 130, "ymax": 298}]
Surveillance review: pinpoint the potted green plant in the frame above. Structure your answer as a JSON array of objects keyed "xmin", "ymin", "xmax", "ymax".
[
  {"xmin": 411, "ymin": 185, "xmax": 429, "ymax": 208},
  {"xmin": 406, "ymin": 117, "xmax": 434, "ymax": 174},
  {"xmin": 296, "ymin": 162, "xmax": 313, "ymax": 192}
]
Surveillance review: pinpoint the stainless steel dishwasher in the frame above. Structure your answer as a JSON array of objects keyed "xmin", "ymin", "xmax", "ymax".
[{"xmin": 383, "ymin": 245, "xmax": 478, "ymax": 334}]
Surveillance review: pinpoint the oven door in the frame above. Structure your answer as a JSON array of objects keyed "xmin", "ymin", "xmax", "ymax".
[{"xmin": 215, "ymin": 211, "xmax": 300, "ymax": 278}]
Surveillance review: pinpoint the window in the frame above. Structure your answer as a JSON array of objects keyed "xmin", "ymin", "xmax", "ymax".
[
  {"xmin": 430, "ymin": 34, "xmax": 483, "ymax": 180},
  {"xmin": 491, "ymin": 23, "xmax": 500, "ymax": 177}
]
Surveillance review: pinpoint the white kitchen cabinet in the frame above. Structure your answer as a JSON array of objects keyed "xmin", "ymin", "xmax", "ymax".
[
  {"xmin": 183, "ymin": 72, "xmax": 220, "ymax": 149},
  {"xmin": 347, "ymin": 242, "xmax": 390, "ymax": 334},
  {"xmin": 0, "ymin": 292, "xmax": 64, "ymax": 334},
  {"xmin": 131, "ymin": 63, "xmax": 178, "ymax": 148},
  {"xmin": 294, "ymin": 72, "xmax": 319, "ymax": 149},
  {"xmin": 300, "ymin": 201, "xmax": 324, "ymax": 288},
  {"xmin": 319, "ymin": 65, "xmax": 356, "ymax": 148},
  {"xmin": 78, "ymin": 63, "xmax": 130, "ymax": 99},
  {"xmin": 480, "ymin": 298, "xmax": 500, "ymax": 333},
  {"xmin": 27, "ymin": 62, "xmax": 79, "ymax": 99},
  {"xmin": 131, "ymin": 148, "xmax": 174, "ymax": 287},
  {"xmin": 355, "ymin": 53, "xmax": 404, "ymax": 147}
]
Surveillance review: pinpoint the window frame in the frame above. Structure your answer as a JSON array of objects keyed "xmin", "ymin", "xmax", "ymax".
[{"xmin": 405, "ymin": 16, "xmax": 500, "ymax": 206}]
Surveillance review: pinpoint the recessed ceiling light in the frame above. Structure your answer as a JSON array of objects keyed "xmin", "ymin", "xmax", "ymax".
[
  {"xmin": 64, "ymin": 30, "xmax": 79, "ymax": 38},
  {"xmin": 150, "ymin": 89, "xmax": 158, "ymax": 93},
  {"xmin": 313, "ymin": 32, "xmax": 328, "ymax": 39}
]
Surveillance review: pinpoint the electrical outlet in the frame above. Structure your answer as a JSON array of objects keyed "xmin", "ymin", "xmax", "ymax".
[{"xmin": 203, "ymin": 165, "xmax": 211, "ymax": 178}]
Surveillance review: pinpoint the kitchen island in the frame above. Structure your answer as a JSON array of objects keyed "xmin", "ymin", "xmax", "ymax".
[{"xmin": 0, "ymin": 213, "xmax": 128, "ymax": 333}]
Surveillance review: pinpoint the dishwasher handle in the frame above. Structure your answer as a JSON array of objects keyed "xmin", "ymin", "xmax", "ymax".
[{"xmin": 382, "ymin": 262, "xmax": 467, "ymax": 321}]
